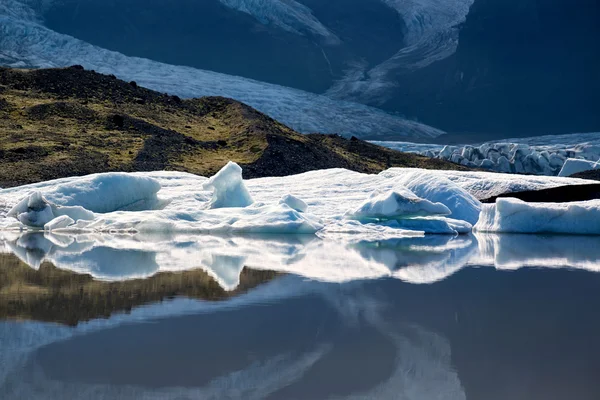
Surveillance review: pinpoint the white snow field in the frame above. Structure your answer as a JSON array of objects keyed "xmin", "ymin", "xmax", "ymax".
[
  {"xmin": 373, "ymin": 132, "xmax": 600, "ymax": 176},
  {"xmin": 0, "ymin": 0, "xmax": 444, "ymax": 140}
]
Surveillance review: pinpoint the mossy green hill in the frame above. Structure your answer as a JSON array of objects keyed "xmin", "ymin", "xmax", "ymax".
[{"xmin": 0, "ymin": 66, "xmax": 467, "ymax": 187}]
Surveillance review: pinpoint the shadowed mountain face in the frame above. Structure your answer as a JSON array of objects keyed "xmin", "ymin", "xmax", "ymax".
[
  {"xmin": 43, "ymin": 0, "xmax": 406, "ymax": 94},
  {"xmin": 378, "ymin": 0, "xmax": 600, "ymax": 139},
  {"xmin": 1, "ymin": 0, "xmax": 598, "ymax": 140}
]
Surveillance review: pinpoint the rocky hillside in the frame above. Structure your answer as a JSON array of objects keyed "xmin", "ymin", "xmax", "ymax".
[{"xmin": 0, "ymin": 66, "xmax": 466, "ymax": 187}]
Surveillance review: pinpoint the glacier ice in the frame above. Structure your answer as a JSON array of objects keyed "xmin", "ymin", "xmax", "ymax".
[
  {"xmin": 201, "ymin": 161, "xmax": 254, "ymax": 209},
  {"xmin": 474, "ymin": 198, "xmax": 600, "ymax": 235},
  {"xmin": 218, "ymin": 0, "xmax": 337, "ymax": 41},
  {"xmin": 558, "ymin": 158, "xmax": 600, "ymax": 177},
  {"xmin": 6, "ymin": 191, "xmax": 94, "ymax": 228},
  {"xmin": 279, "ymin": 194, "xmax": 308, "ymax": 213},
  {"xmin": 391, "ymin": 171, "xmax": 481, "ymax": 224},
  {"xmin": 346, "ymin": 188, "xmax": 451, "ymax": 221},
  {"xmin": 390, "ymin": 216, "xmax": 472, "ymax": 235},
  {"xmin": 373, "ymin": 132, "xmax": 600, "ymax": 176},
  {"xmin": 6, "ymin": 191, "xmax": 55, "ymax": 227},
  {"xmin": 327, "ymin": 0, "xmax": 474, "ymax": 103},
  {"xmin": 44, "ymin": 215, "xmax": 75, "ymax": 231},
  {"xmin": 379, "ymin": 168, "xmax": 595, "ymax": 201},
  {"xmin": 2, "ymin": 164, "xmax": 600, "ymax": 237}
]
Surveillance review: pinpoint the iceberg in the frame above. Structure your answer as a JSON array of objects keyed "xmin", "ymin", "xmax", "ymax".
[
  {"xmin": 558, "ymin": 158, "xmax": 600, "ymax": 177},
  {"xmin": 346, "ymin": 188, "xmax": 451, "ymax": 221},
  {"xmin": 474, "ymin": 198, "xmax": 600, "ymax": 235},
  {"xmin": 44, "ymin": 215, "xmax": 75, "ymax": 231},
  {"xmin": 201, "ymin": 161, "xmax": 254, "ymax": 209},
  {"xmin": 391, "ymin": 171, "xmax": 481, "ymax": 224},
  {"xmin": 2, "ymin": 164, "xmax": 600, "ymax": 238},
  {"xmin": 380, "ymin": 168, "xmax": 597, "ymax": 200},
  {"xmin": 6, "ymin": 191, "xmax": 94, "ymax": 228}
]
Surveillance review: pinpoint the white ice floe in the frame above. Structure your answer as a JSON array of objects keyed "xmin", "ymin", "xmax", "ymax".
[
  {"xmin": 558, "ymin": 158, "xmax": 600, "ymax": 177},
  {"xmin": 475, "ymin": 198, "xmax": 600, "ymax": 235},
  {"xmin": 2, "ymin": 163, "xmax": 600, "ymax": 238},
  {"xmin": 379, "ymin": 168, "xmax": 595, "ymax": 200}
]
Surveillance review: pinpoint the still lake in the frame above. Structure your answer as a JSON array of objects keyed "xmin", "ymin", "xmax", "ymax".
[{"xmin": 1, "ymin": 232, "xmax": 600, "ymax": 399}]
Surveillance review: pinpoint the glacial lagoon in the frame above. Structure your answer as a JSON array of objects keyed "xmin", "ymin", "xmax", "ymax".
[{"xmin": 1, "ymin": 232, "xmax": 600, "ymax": 400}]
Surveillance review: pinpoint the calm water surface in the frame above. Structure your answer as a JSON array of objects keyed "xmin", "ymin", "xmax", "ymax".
[{"xmin": 1, "ymin": 233, "xmax": 600, "ymax": 399}]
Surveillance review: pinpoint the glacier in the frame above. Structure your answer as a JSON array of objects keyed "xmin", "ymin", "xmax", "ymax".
[
  {"xmin": 218, "ymin": 0, "xmax": 338, "ymax": 42},
  {"xmin": 0, "ymin": 0, "xmax": 444, "ymax": 139},
  {"xmin": 373, "ymin": 132, "xmax": 600, "ymax": 176},
  {"xmin": 326, "ymin": 0, "xmax": 474, "ymax": 103}
]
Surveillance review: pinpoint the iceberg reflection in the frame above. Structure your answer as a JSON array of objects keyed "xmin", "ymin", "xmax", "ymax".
[{"xmin": 2, "ymin": 231, "xmax": 600, "ymax": 290}]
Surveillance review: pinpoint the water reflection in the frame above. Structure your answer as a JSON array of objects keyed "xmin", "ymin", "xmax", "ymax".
[
  {"xmin": 1, "ymin": 232, "xmax": 600, "ymax": 399},
  {"xmin": 2, "ymin": 267, "xmax": 600, "ymax": 399},
  {"xmin": 2, "ymin": 232, "xmax": 600, "ymax": 290}
]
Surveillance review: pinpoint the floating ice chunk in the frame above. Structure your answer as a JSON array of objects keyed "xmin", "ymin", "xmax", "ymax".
[
  {"xmin": 52, "ymin": 204, "xmax": 96, "ymax": 222},
  {"xmin": 7, "ymin": 191, "xmax": 95, "ymax": 228},
  {"xmin": 202, "ymin": 162, "xmax": 254, "ymax": 208},
  {"xmin": 347, "ymin": 188, "xmax": 451, "ymax": 222},
  {"xmin": 44, "ymin": 215, "xmax": 75, "ymax": 231},
  {"xmin": 392, "ymin": 172, "xmax": 482, "ymax": 225},
  {"xmin": 229, "ymin": 204, "xmax": 323, "ymax": 234},
  {"xmin": 7, "ymin": 191, "xmax": 55, "ymax": 227},
  {"xmin": 389, "ymin": 217, "xmax": 472, "ymax": 235},
  {"xmin": 279, "ymin": 194, "xmax": 308, "ymax": 213},
  {"xmin": 474, "ymin": 198, "xmax": 600, "ymax": 235},
  {"xmin": 43, "ymin": 172, "xmax": 163, "ymax": 213},
  {"xmin": 558, "ymin": 158, "xmax": 600, "ymax": 177}
]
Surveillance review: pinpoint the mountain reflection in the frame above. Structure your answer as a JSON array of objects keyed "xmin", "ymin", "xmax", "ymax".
[{"xmin": 1, "ymin": 231, "xmax": 600, "ymax": 327}]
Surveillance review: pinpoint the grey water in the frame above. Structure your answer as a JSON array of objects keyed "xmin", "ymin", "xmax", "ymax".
[{"xmin": 1, "ymin": 233, "xmax": 600, "ymax": 400}]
